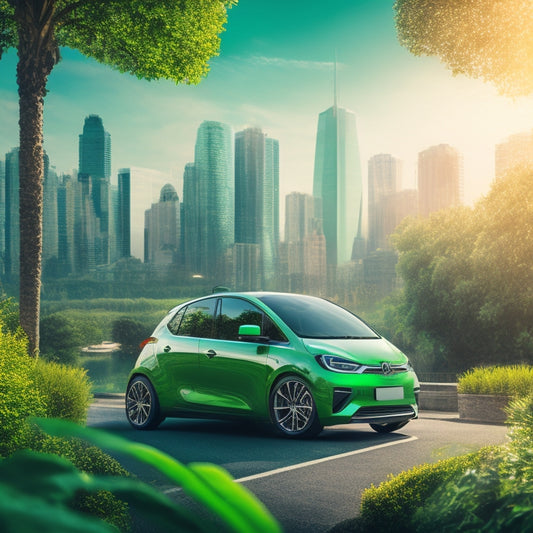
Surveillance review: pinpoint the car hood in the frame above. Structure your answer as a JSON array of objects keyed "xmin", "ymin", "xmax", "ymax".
[{"xmin": 302, "ymin": 338, "xmax": 407, "ymax": 365}]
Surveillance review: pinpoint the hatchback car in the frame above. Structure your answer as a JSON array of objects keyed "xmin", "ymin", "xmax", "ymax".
[{"xmin": 126, "ymin": 292, "xmax": 419, "ymax": 438}]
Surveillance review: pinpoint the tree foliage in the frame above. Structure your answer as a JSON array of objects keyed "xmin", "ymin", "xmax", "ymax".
[
  {"xmin": 394, "ymin": 0, "xmax": 533, "ymax": 97},
  {"xmin": 391, "ymin": 166, "xmax": 533, "ymax": 371}
]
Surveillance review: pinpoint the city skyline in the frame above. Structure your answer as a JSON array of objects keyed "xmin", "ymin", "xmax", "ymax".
[{"xmin": 1, "ymin": 0, "xmax": 532, "ymax": 213}]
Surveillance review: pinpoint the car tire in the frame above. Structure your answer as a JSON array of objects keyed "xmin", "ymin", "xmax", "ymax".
[
  {"xmin": 126, "ymin": 375, "xmax": 164, "ymax": 430},
  {"xmin": 370, "ymin": 420, "xmax": 409, "ymax": 433},
  {"xmin": 269, "ymin": 376, "xmax": 323, "ymax": 438}
]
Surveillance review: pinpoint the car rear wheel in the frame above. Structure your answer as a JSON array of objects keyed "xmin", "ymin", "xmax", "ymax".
[
  {"xmin": 370, "ymin": 420, "xmax": 409, "ymax": 433},
  {"xmin": 126, "ymin": 375, "xmax": 164, "ymax": 430},
  {"xmin": 269, "ymin": 376, "xmax": 323, "ymax": 438}
]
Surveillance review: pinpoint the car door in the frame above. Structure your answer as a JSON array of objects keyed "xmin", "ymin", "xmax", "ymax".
[
  {"xmin": 195, "ymin": 296, "xmax": 275, "ymax": 414},
  {"xmin": 155, "ymin": 297, "xmax": 217, "ymax": 410}
]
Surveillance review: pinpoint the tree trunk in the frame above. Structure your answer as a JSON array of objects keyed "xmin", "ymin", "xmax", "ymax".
[{"xmin": 15, "ymin": 0, "xmax": 58, "ymax": 356}]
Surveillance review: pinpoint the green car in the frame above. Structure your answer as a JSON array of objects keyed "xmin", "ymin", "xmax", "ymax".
[{"xmin": 126, "ymin": 292, "xmax": 419, "ymax": 438}]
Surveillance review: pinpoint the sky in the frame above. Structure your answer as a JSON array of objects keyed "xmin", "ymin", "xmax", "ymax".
[{"xmin": 1, "ymin": 0, "xmax": 532, "ymax": 223}]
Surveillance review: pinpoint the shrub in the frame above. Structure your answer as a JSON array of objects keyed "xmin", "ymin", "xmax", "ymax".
[
  {"xmin": 40, "ymin": 313, "xmax": 83, "ymax": 365},
  {"xmin": 457, "ymin": 365, "xmax": 533, "ymax": 397},
  {"xmin": 111, "ymin": 317, "xmax": 151, "ymax": 355},
  {"xmin": 358, "ymin": 447, "xmax": 499, "ymax": 533},
  {"xmin": 31, "ymin": 359, "xmax": 93, "ymax": 424},
  {"xmin": 0, "ymin": 326, "xmax": 45, "ymax": 456}
]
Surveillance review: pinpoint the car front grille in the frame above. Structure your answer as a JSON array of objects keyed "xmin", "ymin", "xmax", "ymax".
[
  {"xmin": 352, "ymin": 405, "xmax": 416, "ymax": 421},
  {"xmin": 361, "ymin": 364, "xmax": 409, "ymax": 375}
]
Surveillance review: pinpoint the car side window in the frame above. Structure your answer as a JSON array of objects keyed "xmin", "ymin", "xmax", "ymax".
[
  {"xmin": 216, "ymin": 297, "xmax": 288, "ymax": 343},
  {"xmin": 176, "ymin": 299, "xmax": 217, "ymax": 338},
  {"xmin": 217, "ymin": 298, "xmax": 263, "ymax": 341},
  {"xmin": 167, "ymin": 307, "xmax": 185, "ymax": 335}
]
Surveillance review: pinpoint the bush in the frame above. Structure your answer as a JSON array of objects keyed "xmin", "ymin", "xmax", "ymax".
[
  {"xmin": 112, "ymin": 317, "xmax": 151, "ymax": 355},
  {"xmin": 40, "ymin": 313, "xmax": 83, "ymax": 365},
  {"xmin": 31, "ymin": 359, "xmax": 93, "ymax": 424},
  {"xmin": 33, "ymin": 434, "xmax": 131, "ymax": 531},
  {"xmin": 457, "ymin": 365, "xmax": 533, "ymax": 397},
  {"xmin": 358, "ymin": 447, "xmax": 499, "ymax": 533},
  {"xmin": 0, "ymin": 326, "xmax": 45, "ymax": 456},
  {"xmin": 412, "ymin": 397, "xmax": 533, "ymax": 532}
]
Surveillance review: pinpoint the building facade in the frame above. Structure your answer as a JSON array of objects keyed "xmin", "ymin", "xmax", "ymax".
[{"xmin": 418, "ymin": 144, "xmax": 463, "ymax": 217}]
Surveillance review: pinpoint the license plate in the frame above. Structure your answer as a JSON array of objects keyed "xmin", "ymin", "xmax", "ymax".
[{"xmin": 375, "ymin": 386, "xmax": 404, "ymax": 401}]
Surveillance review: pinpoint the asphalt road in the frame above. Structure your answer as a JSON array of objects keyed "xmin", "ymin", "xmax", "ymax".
[{"xmin": 88, "ymin": 396, "xmax": 508, "ymax": 533}]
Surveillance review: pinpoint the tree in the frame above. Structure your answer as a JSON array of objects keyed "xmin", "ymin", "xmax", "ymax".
[
  {"xmin": 391, "ymin": 166, "xmax": 533, "ymax": 371},
  {"xmin": 0, "ymin": 0, "xmax": 236, "ymax": 355},
  {"xmin": 394, "ymin": 0, "xmax": 533, "ymax": 97}
]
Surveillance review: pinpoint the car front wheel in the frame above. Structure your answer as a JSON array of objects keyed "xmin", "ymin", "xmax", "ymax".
[
  {"xmin": 269, "ymin": 376, "xmax": 323, "ymax": 438},
  {"xmin": 126, "ymin": 375, "xmax": 163, "ymax": 430},
  {"xmin": 370, "ymin": 420, "xmax": 409, "ymax": 433}
]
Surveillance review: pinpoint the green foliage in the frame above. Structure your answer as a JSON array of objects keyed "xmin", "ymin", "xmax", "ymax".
[
  {"xmin": 0, "ymin": 295, "xmax": 20, "ymax": 334},
  {"xmin": 31, "ymin": 360, "xmax": 93, "ymax": 424},
  {"xmin": 503, "ymin": 395, "xmax": 533, "ymax": 482},
  {"xmin": 111, "ymin": 317, "xmax": 151, "ymax": 355},
  {"xmin": 391, "ymin": 166, "xmax": 533, "ymax": 372},
  {"xmin": 394, "ymin": 0, "xmax": 533, "ymax": 97},
  {"xmin": 40, "ymin": 313, "xmax": 84, "ymax": 364},
  {"xmin": 32, "ymin": 417, "xmax": 281, "ymax": 533},
  {"xmin": 457, "ymin": 365, "xmax": 533, "ymax": 397},
  {"xmin": 0, "ymin": 325, "xmax": 45, "ymax": 456},
  {"xmin": 359, "ymin": 447, "xmax": 498, "ymax": 533},
  {"xmin": 411, "ymin": 397, "xmax": 533, "ymax": 532}
]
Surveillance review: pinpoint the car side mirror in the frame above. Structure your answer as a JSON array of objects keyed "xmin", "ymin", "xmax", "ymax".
[{"xmin": 238, "ymin": 324, "xmax": 269, "ymax": 343}]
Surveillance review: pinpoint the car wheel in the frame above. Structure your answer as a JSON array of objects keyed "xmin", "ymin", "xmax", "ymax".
[
  {"xmin": 269, "ymin": 376, "xmax": 323, "ymax": 438},
  {"xmin": 370, "ymin": 420, "xmax": 409, "ymax": 433},
  {"xmin": 126, "ymin": 375, "xmax": 163, "ymax": 430}
]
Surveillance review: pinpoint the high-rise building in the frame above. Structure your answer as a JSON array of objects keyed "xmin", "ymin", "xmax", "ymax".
[
  {"xmin": 234, "ymin": 128, "xmax": 279, "ymax": 288},
  {"xmin": 144, "ymin": 184, "xmax": 181, "ymax": 266},
  {"xmin": 418, "ymin": 144, "xmax": 463, "ymax": 217},
  {"xmin": 57, "ymin": 175, "xmax": 76, "ymax": 276},
  {"xmin": 495, "ymin": 130, "xmax": 533, "ymax": 178},
  {"xmin": 117, "ymin": 169, "xmax": 131, "ymax": 258},
  {"xmin": 4, "ymin": 148, "xmax": 20, "ymax": 281},
  {"xmin": 193, "ymin": 121, "xmax": 234, "ymax": 280},
  {"xmin": 0, "ymin": 160, "xmax": 5, "ymax": 275},
  {"xmin": 182, "ymin": 163, "xmax": 199, "ymax": 273},
  {"xmin": 42, "ymin": 158, "xmax": 58, "ymax": 267},
  {"xmin": 284, "ymin": 192, "xmax": 326, "ymax": 295},
  {"xmin": 79, "ymin": 114, "xmax": 111, "ymax": 180},
  {"xmin": 78, "ymin": 115, "xmax": 112, "ymax": 266},
  {"xmin": 368, "ymin": 154, "xmax": 402, "ymax": 252},
  {"xmin": 313, "ymin": 100, "xmax": 363, "ymax": 287}
]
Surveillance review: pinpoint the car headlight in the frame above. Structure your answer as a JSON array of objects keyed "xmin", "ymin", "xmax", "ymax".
[{"xmin": 317, "ymin": 355, "xmax": 362, "ymax": 373}]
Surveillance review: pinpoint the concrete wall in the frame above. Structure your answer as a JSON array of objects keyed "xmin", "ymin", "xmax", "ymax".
[{"xmin": 419, "ymin": 382, "xmax": 458, "ymax": 412}]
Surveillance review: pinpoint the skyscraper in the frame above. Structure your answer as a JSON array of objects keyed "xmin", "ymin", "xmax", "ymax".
[
  {"xmin": 418, "ymin": 144, "xmax": 463, "ymax": 217},
  {"xmin": 57, "ymin": 175, "xmax": 76, "ymax": 276},
  {"xmin": 234, "ymin": 127, "xmax": 279, "ymax": 288},
  {"xmin": 42, "ymin": 157, "xmax": 58, "ymax": 267},
  {"xmin": 117, "ymin": 169, "xmax": 131, "ymax": 258},
  {"xmin": 78, "ymin": 115, "xmax": 112, "ymax": 266},
  {"xmin": 368, "ymin": 154, "xmax": 402, "ymax": 252},
  {"xmin": 4, "ymin": 148, "xmax": 18, "ymax": 281},
  {"xmin": 144, "ymin": 184, "xmax": 181, "ymax": 266},
  {"xmin": 313, "ymin": 97, "xmax": 363, "ymax": 286},
  {"xmin": 0, "ymin": 160, "xmax": 5, "ymax": 276},
  {"xmin": 79, "ymin": 115, "xmax": 111, "ymax": 180},
  {"xmin": 182, "ymin": 163, "xmax": 199, "ymax": 273},
  {"xmin": 495, "ymin": 130, "xmax": 533, "ymax": 178},
  {"xmin": 193, "ymin": 121, "xmax": 234, "ymax": 280}
]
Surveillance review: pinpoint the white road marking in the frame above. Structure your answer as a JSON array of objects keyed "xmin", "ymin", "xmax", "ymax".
[
  {"xmin": 162, "ymin": 435, "xmax": 418, "ymax": 494},
  {"xmin": 234, "ymin": 436, "xmax": 418, "ymax": 483}
]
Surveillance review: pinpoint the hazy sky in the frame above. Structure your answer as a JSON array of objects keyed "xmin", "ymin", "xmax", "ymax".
[{"xmin": 1, "ymin": 0, "xmax": 532, "ymax": 212}]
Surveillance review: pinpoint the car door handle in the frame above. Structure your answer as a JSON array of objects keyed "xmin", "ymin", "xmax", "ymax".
[
  {"xmin": 164, "ymin": 345, "xmax": 171, "ymax": 353},
  {"xmin": 204, "ymin": 349, "xmax": 217, "ymax": 359}
]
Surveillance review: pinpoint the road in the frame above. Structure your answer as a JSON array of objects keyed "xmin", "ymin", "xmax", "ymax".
[{"xmin": 88, "ymin": 396, "xmax": 508, "ymax": 533}]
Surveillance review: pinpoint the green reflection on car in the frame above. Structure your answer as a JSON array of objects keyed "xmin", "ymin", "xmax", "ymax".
[{"xmin": 126, "ymin": 292, "xmax": 419, "ymax": 438}]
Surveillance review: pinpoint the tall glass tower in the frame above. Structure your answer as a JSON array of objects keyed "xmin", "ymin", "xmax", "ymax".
[
  {"xmin": 194, "ymin": 121, "xmax": 234, "ymax": 280},
  {"xmin": 78, "ymin": 115, "xmax": 112, "ymax": 266},
  {"xmin": 313, "ymin": 98, "xmax": 363, "ymax": 283}
]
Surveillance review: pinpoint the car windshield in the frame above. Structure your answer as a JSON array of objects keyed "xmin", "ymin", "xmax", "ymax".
[{"xmin": 257, "ymin": 294, "xmax": 379, "ymax": 339}]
